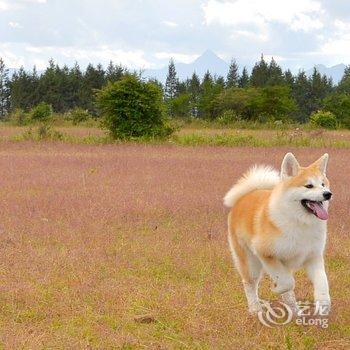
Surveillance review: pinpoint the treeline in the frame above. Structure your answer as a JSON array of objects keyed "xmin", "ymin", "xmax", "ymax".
[
  {"xmin": 0, "ymin": 58, "xmax": 126, "ymax": 116},
  {"xmin": 165, "ymin": 55, "xmax": 350, "ymax": 128},
  {"xmin": 0, "ymin": 54, "xmax": 350, "ymax": 128}
]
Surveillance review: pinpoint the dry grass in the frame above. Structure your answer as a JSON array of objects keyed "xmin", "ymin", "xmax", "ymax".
[{"xmin": 0, "ymin": 141, "xmax": 349, "ymax": 349}]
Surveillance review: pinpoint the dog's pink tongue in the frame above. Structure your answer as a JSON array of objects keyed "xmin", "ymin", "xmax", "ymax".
[{"xmin": 309, "ymin": 202, "xmax": 328, "ymax": 220}]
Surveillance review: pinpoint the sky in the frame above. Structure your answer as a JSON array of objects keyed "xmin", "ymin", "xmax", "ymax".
[{"xmin": 0, "ymin": 0, "xmax": 350, "ymax": 71}]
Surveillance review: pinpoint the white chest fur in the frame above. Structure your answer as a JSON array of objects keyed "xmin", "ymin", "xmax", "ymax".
[{"xmin": 273, "ymin": 221, "xmax": 327, "ymax": 269}]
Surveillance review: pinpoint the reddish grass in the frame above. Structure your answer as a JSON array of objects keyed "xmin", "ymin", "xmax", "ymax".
[{"xmin": 0, "ymin": 141, "xmax": 348, "ymax": 349}]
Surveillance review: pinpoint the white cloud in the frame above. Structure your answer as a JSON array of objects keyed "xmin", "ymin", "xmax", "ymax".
[
  {"xmin": 231, "ymin": 29, "xmax": 268, "ymax": 42},
  {"xmin": 0, "ymin": 1, "xmax": 10, "ymax": 11},
  {"xmin": 162, "ymin": 20, "xmax": 178, "ymax": 28},
  {"xmin": 0, "ymin": 0, "xmax": 46, "ymax": 11},
  {"xmin": 0, "ymin": 44, "xmax": 25, "ymax": 67},
  {"xmin": 8, "ymin": 21, "xmax": 22, "ymax": 28},
  {"xmin": 319, "ymin": 20, "xmax": 350, "ymax": 62},
  {"xmin": 263, "ymin": 55, "xmax": 287, "ymax": 62},
  {"xmin": 37, "ymin": 45, "xmax": 150, "ymax": 68},
  {"xmin": 202, "ymin": 0, "xmax": 324, "ymax": 33},
  {"xmin": 155, "ymin": 52, "xmax": 198, "ymax": 63}
]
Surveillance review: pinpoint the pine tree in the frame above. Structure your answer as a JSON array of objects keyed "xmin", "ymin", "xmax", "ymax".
[
  {"xmin": 37, "ymin": 59, "xmax": 61, "ymax": 111},
  {"xmin": 188, "ymin": 72, "xmax": 200, "ymax": 103},
  {"xmin": 267, "ymin": 58, "xmax": 284, "ymax": 85},
  {"xmin": 337, "ymin": 65, "xmax": 350, "ymax": 93},
  {"xmin": 226, "ymin": 59, "xmax": 239, "ymax": 88},
  {"xmin": 198, "ymin": 71, "xmax": 220, "ymax": 118},
  {"xmin": 250, "ymin": 54, "xmax": 269, "ymax": 87},
  {"xmin": 10, "ymin": 66, "xmax": 38, "ymax": 111},
  {"xmin": 215, "ymin": 75, "xmax": 226, "ymax": 89},
  {"xmin": 0, "ymin": 58, "xmax": 10, "ymax": 117},
  {"xmin": 106, "ymin": 61, "xmax": 124, "ymax": 82},
  {"xmin": 293, "ymin": 70, "xmax": 311, "ymax": 122},
  {"xmin": 82, "ymin": 63, "xmax": 106, "ymax": 114},
  {"xmin": 284, "ymin": 69, "xmax": 294, "ymax": 88},
  {"xmin": 68, "ymin": 62, "xmax": 84, "ymax": 109},
  {"xmin": 308, "ymin": 68, "xmax": 331, "ymax": 115},
  {"xmin": 165, "ymin": 59, "xmax": 178, "ymax": 101},
  {"xmin": 239, "ymin": 67, "xmax": 249, "ymax": 88}
]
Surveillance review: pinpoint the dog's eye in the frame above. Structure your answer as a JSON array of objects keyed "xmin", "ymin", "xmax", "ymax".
[
  {"xmin": 305, "ymin": 184, "xmax": 314, "ymax": 189},
  {"xmin": 322, "ymin": 183, "xmax": 325, "ymax": 187}
]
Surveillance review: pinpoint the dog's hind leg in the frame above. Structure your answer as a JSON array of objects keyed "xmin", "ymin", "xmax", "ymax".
[{"xmin": 228, "ymin": 218, "xmax": 263, "ymax": 314}]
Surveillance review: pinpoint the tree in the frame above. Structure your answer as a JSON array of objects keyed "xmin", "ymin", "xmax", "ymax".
[
  {"xmin": 96, "ymin": 75, "xmax": 172, "ymax": 138},
  {"xmin": 337, "ymin": 65, "xmax": 350, "ymax": 93},
  {"xmin": 188, "ymin": 72, "xmax": 201, "ymax": 104},
  {"xmin": 250, "ymin": 54, "xmax": 269, "ymax": 87},
  {"xmin": 213, "ymin": 86, "xmax": 296, "ymax": 121},
  {"xmin": 198, "ymin": 71, "xmax": 223, "ymax": 118},
  {"xmin": 164, "ymin": 59, "xmax": 178, "ymax": 101},
  {"xmin": 67, "ymin": 62, "xmax": 84, "ymax": 109},
  {"xmin": 308, "ymin": 68, "xmax": 332, "ymax": 116},
  {"xmin": 284, "ymin": 69, "xmax": 294, "ymax": 88},
  {"xmin": 239, "ymin": 67, "xmax": 249, "ymax": 88},
  {"xmin": 0, "ymin": 58, "xmax": 10, "ymax": 118},
  {"xmin": 292, "ymin": 70, "xmax": 311, "ymax": 122},
  {"xmin": 267, "ymin": 58, "xmax": 284, "ymax": 86},
  {"xmin": 37, "ymin": 59, "xmax": 61, "ymax": 111},
  {"xmin": 106, "ymin": 61, "xmax": 124, "ymax": 82},
  {"xmin": 82, "ymin": 63, "xmax": 106, "ymax": 114},
  {"xmin": 215, "ymin": 75, "xmax": 226, "ymax": 89},
  {"xmin": 226, "ymin": 59, "xmax": 239, "ymax": 88},
  {"xmin": 259, "ymin": 86, "xmax": 296, "ymax": 120},
  {"xmin": 323, "ymin": 92, "xmax": 350, "ymax": 128},
  {"xmin": 10, "ymin": 66, "xmax": 38, "ymax": 111},
  {"xmin": 170, "ymin": 93, "xmax": 191, "ymax": 118}
]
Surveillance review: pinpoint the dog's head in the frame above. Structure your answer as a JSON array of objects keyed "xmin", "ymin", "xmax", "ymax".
[{"xmin": 279, "ymin": 152, "xmax": 332, "ymax": 222}]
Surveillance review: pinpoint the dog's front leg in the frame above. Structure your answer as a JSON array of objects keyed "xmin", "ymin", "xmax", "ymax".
[
  {"xmin": 259, "ymin": 255, "xmax": 295, "ymax": 294},
  {"xmin": 305, "ymin": 256, "xmax": 331, "ymax": 314}
]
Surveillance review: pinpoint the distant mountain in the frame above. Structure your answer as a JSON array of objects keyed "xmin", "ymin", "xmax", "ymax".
[
  {"xmin": 305, "ymin": 63, "xmax": 346, "ymax": 83},
  {"xmin": 6, "ymin": 51, "xmax": 348, "ymax": 84},
  {"xmin": 144, "ymin": 49, "xmax": 229, "ymax": 82}
]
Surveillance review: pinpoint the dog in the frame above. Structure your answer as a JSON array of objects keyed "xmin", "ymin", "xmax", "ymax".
[{"xmin": 224, "ymin": 153, "xmax": 332, "ymax": 315}]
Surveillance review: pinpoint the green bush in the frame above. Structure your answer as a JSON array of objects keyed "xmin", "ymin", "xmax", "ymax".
[
  {"xmin": 22, "ymin": 123, "xmax": 64, "ymax": 141},
  {"xmin": 212, "ymin": 86, "xmax": 296, "ymax": 121},
  {"xmin": 323, "ymin": 93, "xmax": 350, "ymax": 129},
  {"xmin": 310, "ymin": 110, "xmax": 338, "ymax": 129},
  {"xmin": 30, "ymin": 102, "xmax": 53, "ymax": 121},
  {"xmin": 217, "ymin": 110, "xmax": 239, "ymax": 125},
  {"xmin": 170, "ymin": 93, "xmax": 191, "ymax": 118},
  {"xmin": 96, "ymin": 75, "xmax": 173, "ymax": 139},
  {"xmin": 8, "ymin": 108, "xmax": 29, "ymax": 125},
  {"xmin": 66, "ymin": 108, "xmax": 92, "ymax": 125}
]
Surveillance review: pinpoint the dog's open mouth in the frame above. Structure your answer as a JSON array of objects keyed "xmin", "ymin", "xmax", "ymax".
[{"xmin": 301, "ymin": 199, "xmax": 328, "ymax": 220}]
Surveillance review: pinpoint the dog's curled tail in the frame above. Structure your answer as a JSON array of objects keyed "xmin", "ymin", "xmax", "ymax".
[{"xmin": 223, "ymin": 165, "xmax": 280, "ymax": 208}]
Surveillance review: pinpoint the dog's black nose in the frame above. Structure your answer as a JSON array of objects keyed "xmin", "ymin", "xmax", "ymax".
[{"xmin": 323, "ymin": 191, "xmax": 332, "ymax": 200}]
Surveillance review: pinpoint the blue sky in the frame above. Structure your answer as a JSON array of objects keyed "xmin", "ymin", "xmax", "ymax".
[{"xmin": 0, "ymin": 0, "xmax": 349, "ymax": 71}]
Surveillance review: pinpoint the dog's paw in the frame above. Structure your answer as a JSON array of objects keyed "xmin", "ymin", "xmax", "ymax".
[{"xmin": 248, "ymin": 300, "xmax": 263, "ymax": 314}]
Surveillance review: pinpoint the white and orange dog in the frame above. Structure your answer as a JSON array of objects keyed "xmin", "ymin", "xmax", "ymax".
[{"xmin": 224, "ymin": 153, "xmax": 332, "ymax": 314}]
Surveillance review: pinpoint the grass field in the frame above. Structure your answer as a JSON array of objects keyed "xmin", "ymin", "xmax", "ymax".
[
  {"xmin": 2, "ymin": 122, "xmax": 350, "ymax": 148},
  {"xmin": 0, "ymin": 127, "xmax": 349, "ymax": 349}
]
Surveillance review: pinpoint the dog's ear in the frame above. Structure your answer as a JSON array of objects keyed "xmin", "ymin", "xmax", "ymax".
[
  {"xmin": 281, "ymin": 153, "xmax": 300, "ymax": 179},
  {"xmin": 314, "ymin": 153, "xmax": 329, "ymax": 174}
]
